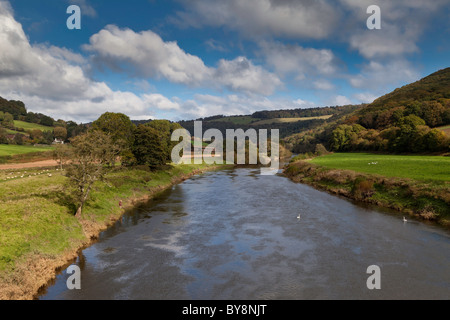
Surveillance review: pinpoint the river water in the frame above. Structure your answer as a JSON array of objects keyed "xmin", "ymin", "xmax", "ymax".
[{"xmin": 39, "ymin": 167, "xmax": 450, "ymax": 300}]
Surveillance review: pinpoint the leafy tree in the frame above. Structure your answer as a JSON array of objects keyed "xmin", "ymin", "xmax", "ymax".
[
  {"xmin": 41, "ymin": 130, "xmax": 54, "ymax": 145},
  {"xmin": 13, "ymin": 133, "xmax": 24, "ymax": 145},
  {"xmin": 54, "ymin": 126, "xmax": 67, "ymax": 141},
  {"xmin": 421, "ymin": 101, "xmax": 445, "ymax": 127},
  {"xmin": 65, "ymin": 130, "xmax": 117, "ymax": 218},
  {"xmin": 0, "ymin": 97, "xmax": 27, "ymax": 119},
  {"xmin": 0, "ymin": 127, "xmax": 8, "ymax": 144},
  {"xmin": 53, "ymin": 144, "xmax": 71, "ymax": 170},
  {"xmin": 145, "ymin": 120, "xmax": 183, "ymax": 161},
  {"xmin": 330, "ymin": 124, "xmax": 365, "ymax": 151},
  {"xmin": 30, "ymin": 129, "xmax": 43, "ymax": 142},
  {"xmin": 2, "ymin": 112, "xmax": 14, "ymax": 128},
  {"xmin": 92, "ymin": 112, "xmax": 135, "ymax": 146},
  {"xmin": 66, "ymin": 121, "xmax": 87, "ymax": 139},
  {"xmin": 423, "ymin": 129, "xmax": 448, "ymax": 152},
  {"xmin": 397, "ymin": 114, "xmax": 426, "ymax": 127},
  {"xmin": 40, "ymin": 115, "xmax": 54, "ymax": 127},
  {"xmin": 25, "ymin": 112, "xmax": 40, "ymax": 124},
  {"xmin": 92, "ymin": 112, "xmax": 135, "ymax": 164},
  {"xmin": 132, "ymin": 125, "xmax": 167, "ymax": 170}
]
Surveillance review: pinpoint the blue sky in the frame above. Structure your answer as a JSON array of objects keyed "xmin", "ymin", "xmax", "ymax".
[{"xmin": 0, "ymin": 0, "xmax": 449, "ymax": 122}]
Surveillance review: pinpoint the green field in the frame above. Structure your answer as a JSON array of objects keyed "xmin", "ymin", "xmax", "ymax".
[
  {"xmin": 252, "ymin": 115, "xmax": 333, "ymax": 126},
  {"xmin": 210, "ymin": 116, "xmax": 257, "ymax": 125},
  {"xmin": 0, "ymin": 144, "xmax": 54, "ymax": 157},
  {"xmin": 13, "ymin": 120, "xmax": 54, "ymax": 132},
  {"xmin": 438, "ymin": 125, "xmax": 450, "ymax": 136},
  {"xmin": 310, "ymin": 153, "xmax": 450, "ymax": 182},
  {"xmin": 0, "ymin": 162, "xmax": 227, "ymax": 299}
]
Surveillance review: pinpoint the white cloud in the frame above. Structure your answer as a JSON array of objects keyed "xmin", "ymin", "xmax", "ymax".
[
  {"xmin": 339, "ymin": 0, "xmax": 449, "ymax": 59},
  {"xmin": 0, "ymin": 2, "xmax": 172, "ymax": 122},
  {"xmin": 353, "ymin": 92, "xmax": 378, "ymax": 104},
  {"xmin": 331, "ymin": 95, "xmax": 353, "ymax": 106},
  {"xmin": 259, "ymin": 41, "xmax": 339, "ymax": 80},
  {"xmin": 349, "ymin": 59, "xmax": 419, "ymax": 92},
  {"xmin": 0, "ymin": 2, "xmax": 285, "ymax": 123},
  {"xmin": 69, "ymin": 0, "xmax": 97, "ymax": 18},
  {"xmin": 84, "ymin": 25, "xmax": 212, "ymax": 86},
  {"xmin": 173, "ymin": 0, "xmax": 339, "ymax": 40},
  {"xmin": 214, "ymin": 57, "xmax": 282, "ymax": 95},
  {"xmin": 85, "ymin": 26, "xmax": 282, "ymax": 95},
  {"xmin": 348, "ymin": 25, "xmax": 419, "ymax": 59},
  {"xmin": 142, "ymin": 94, "xmax": 181, "ymax": 111},
  {"xmin": 313, "ymin": 80, "xmax": 335, "ymax": 91}
]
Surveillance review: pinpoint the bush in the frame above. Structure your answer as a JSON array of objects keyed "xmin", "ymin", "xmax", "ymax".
[
  {"xmin": 352, "ymin": 177, "xmax": 374, "ymax": 199},
  {"xmin": 314, "ymin": 144, "xmax": 329, "ymax": 156}
]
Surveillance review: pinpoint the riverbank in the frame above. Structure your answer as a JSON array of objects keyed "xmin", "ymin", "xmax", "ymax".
[
  {"xmin": 284, "ymin": 159, "xmax": 450, "ymax": 228},
  {"xmin": 0, "ymin": 163, "xmax": 230, "ymax": 300}
]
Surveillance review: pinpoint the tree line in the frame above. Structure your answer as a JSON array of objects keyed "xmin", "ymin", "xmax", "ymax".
[
  {"xmin": 286, "ymin": 105, "xmax": 450, "ymax": 154},
  {"xmin": 286, "ymin": 68, "xmax": 450, "ymax": 154},
  {"xmin": 0, "ymin": 96, "xmax": 86, "ymax": 145},
  {"xmin": 57, "ymin": 112, "xmax": 182, "ymax": 218}
]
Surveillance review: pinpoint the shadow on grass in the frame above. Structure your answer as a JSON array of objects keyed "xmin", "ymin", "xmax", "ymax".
[{"xmin": 35, "ymin": 189, "xmax": 77, "ymax": 215}]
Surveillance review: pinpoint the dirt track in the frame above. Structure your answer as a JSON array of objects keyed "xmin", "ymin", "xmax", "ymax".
[{"xmin": 0, "ymin": 160, "xmax": 59, "ymax": 170}]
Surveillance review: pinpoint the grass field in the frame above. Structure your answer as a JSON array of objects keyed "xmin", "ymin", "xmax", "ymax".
[
  {"xmin": 13, "ymin": 120, "xmax": 54, "ymax": 132},
  {"xmin": 438, "ymin": 124, "xmax": 450, "ymax": 136},
  {"xmin": 310, "ymin": 153, "xmax": 450, "ymax": 182},
  {"xmin": 210, "ymin": 116, "xmax": 258, "ymax": 125},
  {"xmin": 0, "ymin": 144, "xmax": 54, "ymax": 157},
  {"xmin": 208, "ymin": 115, "xmax": 334, "ymax": 126},
  {"xmin": 0, "ymin": 162, "xmax": 228, "ymax": 299},
  {"xmin": 251, "ymin": 115, "xmax": 333, "ymax": 126},
  {"xmin": 5, "ymin": 128, "xmax": 21, "ymax": 135}
]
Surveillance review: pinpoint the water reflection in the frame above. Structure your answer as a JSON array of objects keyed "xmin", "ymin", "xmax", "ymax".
[{"xmin": 40, "ymin": 168, "xmax": 450, "ymax": 300}]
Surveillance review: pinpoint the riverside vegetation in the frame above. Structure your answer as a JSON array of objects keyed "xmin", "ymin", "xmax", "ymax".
[
  {"xmin": 285, "ymin": 153, "xmax": 450, "ymax": 227},
  {"xmin": 1, "ymin": 67, "xmax": 450, "ymax": 299},
  {"xmin": 0, "ymin": 111, "xmax": 230, "ymax": 300},
  {"xmin": 283, "ymin": 69, "xmax": 450, "ymax": 226},
  {"xmin": 0, "ymin": 162, "xmax": 226, "ymax": 300}
]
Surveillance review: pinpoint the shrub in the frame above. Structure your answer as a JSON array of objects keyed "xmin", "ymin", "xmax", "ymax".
[
  {"xmin": 352, "ymin": 177, "xmax": 374, "ymax": 199},
  {"xmin": 314, "ymin": 144, "xmax": 329, "ymax": 156}
]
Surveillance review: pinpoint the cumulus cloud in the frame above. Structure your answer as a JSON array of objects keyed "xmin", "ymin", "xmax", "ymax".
[
  {"xmin": 85, "ymin": 25, "xmax": 282, "ymax": 95},
  {"xmin": 313, "ymin": 80, "xmax": 335, "ymax": 91},
  {"xmin": 0, "ymin": 2, "xmax": 167, "ymax": 122},
  {"xmin": 173, "ymin": 0, "xmax": 339, "ymax": 40},
  {"xmin": 349, "ymin": 59, "xmax": 419, "ymax": 92},
  {"xmin": 353, "ymin": 92, "xmax": 378, "ymax": 104},
  {"xmin": 84, "ymin": 25, "xmax": 212, "ymax": 86},
  {"xmin": 259, "ymin": 41, "xmax": 339, "ymax": 81},
  {"xmin": 339, "ymin": 0, "xmax": 449, "ymax": 59},
  {"xmin": 142, "ymin": 94, "xmax": 181, "ymax": 111},
  {"xmin": 214, "ymin": 57, "xmax": 282, "ymax": 95},
  {"xmin": 174, "ymin": 0, "xmax": 448, "ymax": 63}
]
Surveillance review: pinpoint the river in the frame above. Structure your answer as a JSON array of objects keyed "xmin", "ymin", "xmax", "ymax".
[{"xmin": 39, "ymin": 167, "xmax": 450, "ymax": 300}]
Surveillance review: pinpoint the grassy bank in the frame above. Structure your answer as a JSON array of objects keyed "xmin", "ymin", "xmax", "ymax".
[
  {"xmin": 13, "ymin": 120, "xmax": 54, "ymax": 132},
  {"xmin": 309, "ymin": 153, "xmax": 450, "ymax": 182},
  {"xmin": 0, "ymin": 145, "xmax": 55, "ymax": 164},
  {"xmin": 285, "ymin": 155, "xmax": 450, "ymax": 227},
  {"xmin": 0, "ymin": 163, "xmax": 229, "ymax": 300}
]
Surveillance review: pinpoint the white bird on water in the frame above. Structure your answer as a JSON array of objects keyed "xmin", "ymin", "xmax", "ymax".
[
  {"xmin": 403, "ymin": 216, "xmax": 407, "ymax": 222},
  {"xmin": 297, "ymin": 214, "xmax": 301, "ymax": 220}
]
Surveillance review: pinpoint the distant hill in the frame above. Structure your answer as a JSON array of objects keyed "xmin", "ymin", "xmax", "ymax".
[
  {"xmin": 357, "ymin": 67, "xmax": 450, "ymax": 129},
  {"xmin": 0, "ymin": 96, "xmax": 87, "ymax": 145},
  {"xmin": 285, "ymin": 68, "xmax": 450, "ymax": 154},
  {"xmin": 178, "ymin": 104, "xmax": 363, "ymax": 138}
]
